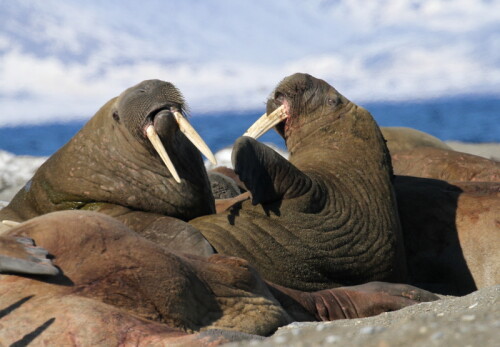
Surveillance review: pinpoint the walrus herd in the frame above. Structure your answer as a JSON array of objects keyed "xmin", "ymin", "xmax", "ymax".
[{"xmin": 0, "ymin": 74, "xmax": 498, "ymax": 345}]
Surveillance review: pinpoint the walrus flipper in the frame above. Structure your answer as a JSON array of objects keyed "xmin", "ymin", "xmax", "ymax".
[
  {"xmin": 232, "ymin": 136, "xmax": 313, "ymax": 205},
  {"xmin": 268, "ymin": 281, "xmax": 439, "ymax": 321},
  {"xmin": 0, "ymin": 236, "xmax": 59, "ymax": 276}
]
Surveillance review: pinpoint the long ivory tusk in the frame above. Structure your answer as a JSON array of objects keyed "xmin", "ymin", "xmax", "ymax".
[
  {"xmin": 243, "ymin": 105, "xmax": 287, "ymax": 139},
  {"xmin": 146, "ymin": 125, "xmax": 181, "ymax": 183},
  {"xmin": 2, "ymin": 220, "xmax": 20, "ymax": 227},
  {"xmin": 173, "ymin": 111, "xmax": 217, "ymax": 166}
]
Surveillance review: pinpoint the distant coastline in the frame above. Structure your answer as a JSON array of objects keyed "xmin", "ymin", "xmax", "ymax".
[{"xmin": 1, "ymin": 95, "xmax": 500, "ymax": 157}]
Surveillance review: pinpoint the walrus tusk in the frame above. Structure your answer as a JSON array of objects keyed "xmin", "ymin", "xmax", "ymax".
[
  {"xmin": 2, "ymin": 220, "xmax": 20, "ymax": 227},
  {"xmin": 172, "ymin": 111, "xmax": 217, "ymax": 165},
  {"xmin": 146, "ymin": 125, "xmax": 182, "ymax": 183},
  {"xmin": 243, "ymin": 105, "xmax": 287, "ymax": 139}
]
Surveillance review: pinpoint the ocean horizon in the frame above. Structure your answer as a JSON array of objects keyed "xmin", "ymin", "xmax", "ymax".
[{"xmin": 1, "ymin": 95, "xmax": 499, "ymax": 157}]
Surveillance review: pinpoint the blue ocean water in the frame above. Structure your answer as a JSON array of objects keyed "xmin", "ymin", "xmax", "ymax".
[{"xmin": 1, "ymin": 96, "xmax": 499, "ymax": 157}]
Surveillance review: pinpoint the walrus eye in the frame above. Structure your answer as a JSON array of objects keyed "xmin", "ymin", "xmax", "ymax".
[
  {"xmin": 112, "ymin": 111, "xmax": 120, "ymax": 122},
  {"xmin": 327, "ymin": 96, "xmax": 341, "ymax": 107}
]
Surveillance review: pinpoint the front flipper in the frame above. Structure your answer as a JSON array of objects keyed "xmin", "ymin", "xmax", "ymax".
[
  {"xmin": 268, "ymin": 281, "xmax": 438, "ymax": 322},
  {"xmin": 0, "ymin": 236, "xmax": 59, "ymax": 276},
  {"xmin": 232, "ymin": 136, "xmax": 314, "ymax": 205},
  {"xmin": 310, "ymin": 281, "xmax": 439, "ymax": 320}
]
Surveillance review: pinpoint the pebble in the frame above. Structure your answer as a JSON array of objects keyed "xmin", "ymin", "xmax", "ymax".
[
  {"xmin": 359, "ymin": 326, "xmax": 385, "ymax": 334},
  {"xmin": 325, "ymin": 335, "xmax": 341, "ymax": 343},
  {"xmin": 431, "ymin": 332, "xmax": 444, "ymax": 340},
  {"xmin": 461, "ymin": 315, "xmax": 476, "ymax": 321},
  {"xmin": 291, "ymin": 328, "xmax": 302, "ymax": 336},
  {"xmin": 273, "ymin": 335, "xmax": 287, "ymax": 344},
  {"xmin": 468, "ymin": 302, "xmax": 478, "ymax": 309},
  {"xmin": 315, "ymin": 324, "xmax": 325, "ymax": 332}
]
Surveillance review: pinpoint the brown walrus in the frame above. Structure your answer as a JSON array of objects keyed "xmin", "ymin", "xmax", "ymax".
[
  {"xmin": 191, "ymin": 73, "xmax": 408, "ymax": 291},
  {"xmin": 1, "ymin": 79, "xmax": 217, "ymax": 224},
  {"xmin": 394, "ymin": 176, "xmax": 500, "ymax": 295},
  {"xmin": 0, "ymin": 80, "xmax": 219, "ymax": 273},
  {"xmin": 391, "ymin": 147, "xmax": 500, "ymax": 182},
  {"xmin": 0, "ymin": 210, "xmax": 437, "ymax": 345},
  {"xmin": 380, "ymin": 126, "xmax": 452, "ymax": 154},
  {"xmin": 379, "ymin": 126, "xmax": 499, "ymax": 182},
  {"xmin": 377, "ymin": 127, "xmax": 499, "ymax": 293}
]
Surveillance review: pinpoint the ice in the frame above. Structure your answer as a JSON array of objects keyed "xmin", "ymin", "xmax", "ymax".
[{"xmin": 0, "ymin": 150, "xmax": 47, "ymax": 202}]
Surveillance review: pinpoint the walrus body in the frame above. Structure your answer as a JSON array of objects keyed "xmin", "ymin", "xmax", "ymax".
[
  {"xmin": 391, "ymin": 147, "xmax": 500, "ymax": 182},
  {"xmin": 395, "ymin": 176, "xmax": 500, "ymax": 295},
  {"xmin": 0, "ymin": 79, "xmax": 215, "ymax": 256},
  {"xmin": 382, "ymin": 128, "xmax": 499, "ymax": 293},
  {"xmin": 0, "ymin": 210, "xmax": 436, "ymax": 345},
  {"xmin": 192, "ymin": 73, "xmax": 407, "ymax": 291},
  {"xmin": 381, "ymin": 127, "xmax": 452, "ymax": 154}
]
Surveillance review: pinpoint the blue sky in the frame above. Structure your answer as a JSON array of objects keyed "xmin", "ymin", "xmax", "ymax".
[{"xmin": 0, "ymin": 0, "xmax": 499, "ymax": 126}]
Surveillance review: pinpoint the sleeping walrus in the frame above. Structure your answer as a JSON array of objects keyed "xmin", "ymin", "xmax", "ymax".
[
  {"xmin": 391, "ymin": 147, "xmax": 500, "ymax": 182},
  {"xmin": 191, "ymin": 73, "xmax": 408, "ymax": 291},
  {"xmin": 0, "ymin": 210, "xmax": 438, "ymax": 345}
]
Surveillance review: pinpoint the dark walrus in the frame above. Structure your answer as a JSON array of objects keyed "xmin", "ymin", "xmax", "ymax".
[
  {"xmin": 0, "ymin": 79, "xmax": 219, "ymax": 273},
  {"xmin": 191, "ymin": 73, "xmax": 408, "ymax": 291}
]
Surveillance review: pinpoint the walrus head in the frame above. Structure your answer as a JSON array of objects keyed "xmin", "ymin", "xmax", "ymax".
[
  {"xmin": 244, "ymin": 73, "xmax": 381, "ymax": 157},
  {"xmin": 115, "ymin": 80, "xmax": 216, "ymax": 182},
  {"xmin": 2, "ymin": 80, "xmax": 216, "ymax": 222}
]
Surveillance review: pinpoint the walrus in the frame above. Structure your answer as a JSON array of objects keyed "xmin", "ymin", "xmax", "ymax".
[
  {"xmin": 394, "ymin": 176, "xmax": 500, "ymax": 295},
  {"xmin": 0, "ymin": 79, "xmax": 220, "ymax": 272},
  {"xmin": 380, "ymin": 126, "xmax": 452, "ymax": 154},
  {"xmin": 191, "ymin": 73, "xmax": 408, "ymax": 291},
  {"xmin": 0, "ymin": 210, "xmax": 437, "ymax": 345},
  {"xmin": 390, "ymin": 147, "xmax": 500, "ymax": 182}
]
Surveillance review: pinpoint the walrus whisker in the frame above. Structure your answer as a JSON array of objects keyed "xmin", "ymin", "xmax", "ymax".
[
  {"xmin": 145, "ymin": 125, "xmax": 182, "ymax": 183},
  {"xmin": 243, "ymin": 105, "xmax": 287, "ymax": 139},
  {"xmin": 172, "ymin": 110, "xmax": 217, "ymax": 165}
]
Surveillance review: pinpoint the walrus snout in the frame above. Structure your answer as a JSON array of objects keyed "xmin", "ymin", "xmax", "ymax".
[
  {"xmin": 143, "ymin": 106, "xmax": 217, "ymax": 184},
  {"xmin": 146, "ymin": 108, "xmax": 176, "ymax": 137}
]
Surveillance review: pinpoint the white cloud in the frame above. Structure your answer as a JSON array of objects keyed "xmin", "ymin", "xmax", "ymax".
[{"xmin": 0, "ymin": 0, "xmax": 499, "ymax": 126}]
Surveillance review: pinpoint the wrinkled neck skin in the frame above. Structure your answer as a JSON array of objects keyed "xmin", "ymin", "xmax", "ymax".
[
  {"xmin": 286, "ymin": 102, "xmax": 393, "ymax": 180},
  {"xmin": 193, "ymin": 99, "xmax": 408, "ymax": 289},
  {"xmin": 282, "ymin": 102, "xmax": 406, "ymax": 284},
  {"xmin": 273, "ymin": 102, "xmax": 396, "ymax": 217},
  {"xmin": 3, "ymin": 99, "xmax": 214, "ymax": 223}
]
